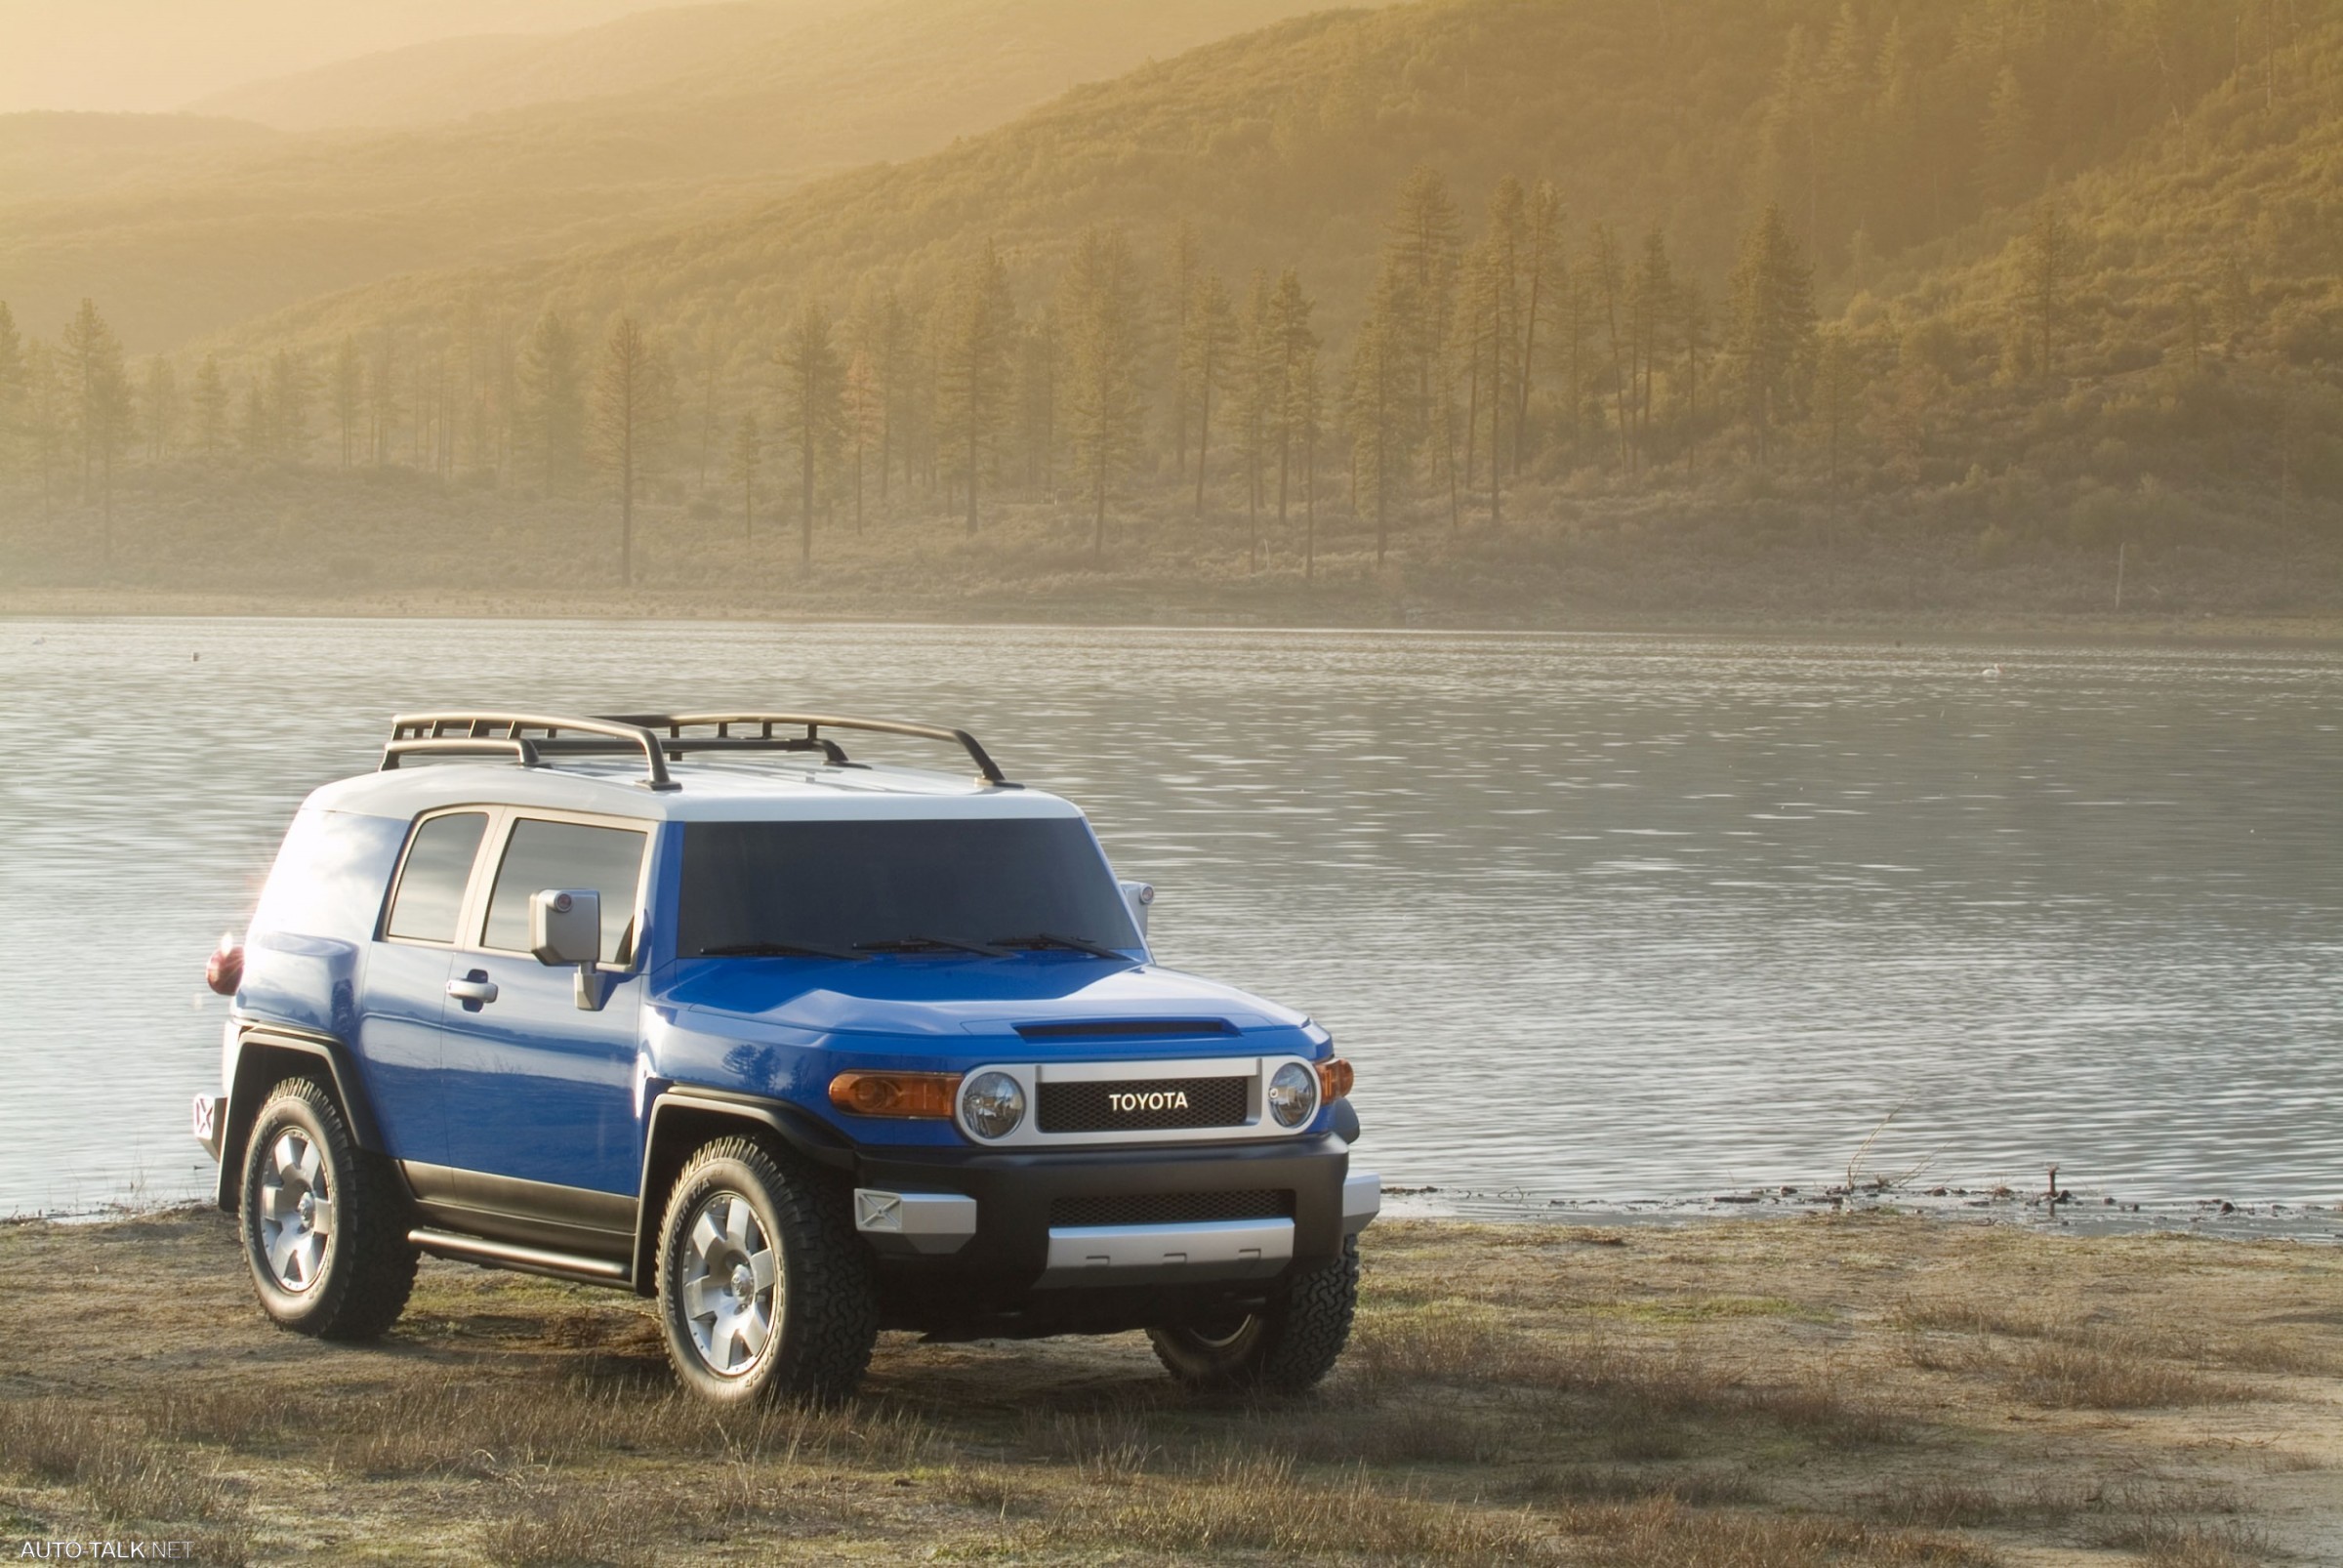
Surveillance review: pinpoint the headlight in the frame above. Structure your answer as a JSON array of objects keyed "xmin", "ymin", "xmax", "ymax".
[
  {"xmin": 1266, "ymin": 1061, "xmax": 1319, "ymax": 1129},
  {"xmin": 961, "ymin": 1071, "xmax": 1027, "ymax": 1139}
]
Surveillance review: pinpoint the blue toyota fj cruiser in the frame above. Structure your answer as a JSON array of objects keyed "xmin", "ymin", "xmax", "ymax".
[{"xmin": 195, "ymin": 712, "xmax": 1376, "ymax": 1402}]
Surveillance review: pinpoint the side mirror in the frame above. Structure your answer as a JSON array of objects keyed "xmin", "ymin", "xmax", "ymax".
[
  {"xmin": 530, "ymin": 888, "xmax": 601, "ymax": 967},
  {"xmin": 1119, "ymin": 880, "xmax": 1155, "ymax": 940},
  {"xmin": 532, "ymin": 888, "xmax": 618, "ymax": 1011}
]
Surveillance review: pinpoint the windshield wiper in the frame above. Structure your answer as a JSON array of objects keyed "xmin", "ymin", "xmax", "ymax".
[
  {"xmin": 852, "ymin": 934, "xmax": 1013, "ymax": 957},
  {"xmin": 990, "ymin": 931, "xmax": 1129, "ymax": 961},
  {"xmin": 698, "ymin": 940, "xmax": 867, "ymax": 962}
]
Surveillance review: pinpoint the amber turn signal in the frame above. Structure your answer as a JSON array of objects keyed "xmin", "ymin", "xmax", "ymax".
[
  {"xmin": 1317, "ymin": 1056, "xmax": 1354, "ymax": 1102},
  {"xmin": 829, "ymin": 1070, "xmax": 962, "ymax": 1119}
]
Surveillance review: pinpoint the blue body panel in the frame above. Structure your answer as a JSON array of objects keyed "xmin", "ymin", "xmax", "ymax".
[
  {"xmin": 441, "ymin": 955, "xmax": 644, "ymax": 1194},
  {"xmin": 233, "ymin": 798, "xmax": 1336, "ymax": 1194}
]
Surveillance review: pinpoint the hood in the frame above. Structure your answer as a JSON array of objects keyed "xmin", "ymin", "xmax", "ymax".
[{"xmin": 656, "ymin": 952, "xmax": 1311, "ymax": 1043}]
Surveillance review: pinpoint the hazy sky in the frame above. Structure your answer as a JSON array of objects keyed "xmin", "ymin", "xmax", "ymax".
[{"xmin": 0, "ymin": 1, "xmax": 715, "ymax": 114}]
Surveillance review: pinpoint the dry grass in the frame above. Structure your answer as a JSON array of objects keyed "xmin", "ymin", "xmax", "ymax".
[{"xmin": 0, "ymin": 1209, "xmax": 2334, "ymax": 1564}]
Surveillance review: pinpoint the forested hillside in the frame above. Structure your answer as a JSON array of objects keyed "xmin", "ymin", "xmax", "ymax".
[
  {"xmin": 0, "ymin": 0, "xmax": 1360, "ymax": 350},
  {"xmin": 1, "ymin": 0, "xmax": 2338, "ymax": 626}
]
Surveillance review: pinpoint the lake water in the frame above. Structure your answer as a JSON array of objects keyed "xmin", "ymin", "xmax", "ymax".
[{"xmin": 3, "ymin": 618, "xmax": 2338, "ymax": 1221}]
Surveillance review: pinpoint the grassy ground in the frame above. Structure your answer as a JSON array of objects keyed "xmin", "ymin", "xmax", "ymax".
[{"xmin": 0, "ymin": 1210, "xmax": 2337, "ymax": 1566}]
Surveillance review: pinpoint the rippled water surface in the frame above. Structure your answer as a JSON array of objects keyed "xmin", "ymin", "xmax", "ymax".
[{"xmin": 3, "ymin": 618, "xmax": 2338, "ymax": 1217}]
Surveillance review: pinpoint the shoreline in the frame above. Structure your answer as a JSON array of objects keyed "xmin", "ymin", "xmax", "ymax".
[
  {"xmin": 7, "ymin": 587, "xmax": 2343, "ymax": 646},
  {"xmin": 21, "ymin": 1184, "xmax": 2342, "ymax": 1245}
]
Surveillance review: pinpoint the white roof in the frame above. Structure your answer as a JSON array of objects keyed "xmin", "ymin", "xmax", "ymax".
[{"xmin": 305, "ymin": 758, "xmax": 1086, "ymax": 823}]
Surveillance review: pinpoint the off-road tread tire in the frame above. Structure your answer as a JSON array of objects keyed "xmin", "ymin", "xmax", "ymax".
[
  {"xmin": 239, "ymin": 1076, "xmax": 419, "ymax": 1341},
  {"xmin": 655, "ymin": 1135, "xmax": 878, "ymax": 1406},
  {"xmin": 1148, "ymin": 1234, "xmax": 1360, "ymax": 1393}
]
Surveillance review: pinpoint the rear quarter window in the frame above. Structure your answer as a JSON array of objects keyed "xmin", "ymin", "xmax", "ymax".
[{"xmin": 249, "ymin": 808, "xmax": 409, "ymax": 945}]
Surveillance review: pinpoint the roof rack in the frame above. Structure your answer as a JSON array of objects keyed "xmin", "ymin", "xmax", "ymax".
[{"xmin": 380, "ymin": 711, "xmax": 1012, "ymax": 791}]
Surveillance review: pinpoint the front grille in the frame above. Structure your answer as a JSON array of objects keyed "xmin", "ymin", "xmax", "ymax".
[
  {"xmin": 1049, "ymin": 1190, "xmax": 1293, "ymax": 1228},
  {"xmin": 1038, "ymin": 1075, "xmax": 1249, "ymax": 1133}
]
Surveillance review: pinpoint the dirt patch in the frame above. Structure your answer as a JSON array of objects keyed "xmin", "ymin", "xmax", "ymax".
[{"xmin": 0, "ymin": 1210, "xmax": 2335, "ymax": 1564}]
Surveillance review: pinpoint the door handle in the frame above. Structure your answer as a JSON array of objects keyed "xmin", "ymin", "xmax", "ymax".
[{"xmin": 447, "ymin": 971, "xmax": 499, "ymax": 1007}]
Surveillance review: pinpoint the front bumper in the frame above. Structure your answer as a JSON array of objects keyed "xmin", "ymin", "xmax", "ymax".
[{"xmin": 848, "ymin": 1134, "xmax": 1375, "ymax": 1294}]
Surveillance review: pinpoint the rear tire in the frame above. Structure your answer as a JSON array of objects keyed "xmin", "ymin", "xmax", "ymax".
[
  {"xmin": 1148, "ymin": 1235, "xmax": 1360, "ymax": 1393},
  {"xmin": 654, "ymin": 1137, "xmax": 877, "ymax": 1405},
  {"xmin": 237, "ymin": 1077, "xmax": 418, "ymax": 1341}
]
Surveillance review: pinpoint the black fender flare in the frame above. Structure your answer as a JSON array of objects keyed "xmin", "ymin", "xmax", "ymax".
[
  {"xmin": 214, "ymin": 1025, "xmax": 386, "ymax": 1212},
  {"xmin": 630, "ymin": 1087, "xmax": 857, "ymax": 1296}
]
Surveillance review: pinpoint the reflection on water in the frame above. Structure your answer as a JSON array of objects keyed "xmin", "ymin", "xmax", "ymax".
[{"xmin": 2, "ymin": 619, "xmax": 2338, "ymax": 1217}]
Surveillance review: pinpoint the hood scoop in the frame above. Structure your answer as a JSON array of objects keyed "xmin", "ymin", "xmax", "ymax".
[{"xmin": 1015, "ymin": 1018, "xmax": 1235, "ymax": 1041}]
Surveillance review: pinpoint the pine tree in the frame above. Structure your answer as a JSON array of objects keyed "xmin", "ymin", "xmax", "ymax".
[
  {"xmin": 1583, "ymin": 224, "xmax": 1627, "ymax": 469},
  {"xmin": 24, "ymin": 342, "xmax": 64, "ymax": 519},
  {"xmin": 366, "ymin": 335, "xmax": 399, "ymax": 468},
  {"xmin": 518, "ymin": 311, "xmax": 584, "ymax": 494},
  {"xmin": 1293, "ymin": 344, "xmax": 1323, "ymax": 583},
  {"xmin": 332, "ymin": 337, "xmax": 361, "ymax": 468},
  {"xmin": 843, "ymin": 348, "xmax": 882, "ymax": 531},
  {"xmin": 592, "ymin": 315, "xmax": 673, "ymax": 588},
  {"xmin": 1180, "ymin": 270, "xmax": 1237, "ymax": 516},
  {"xmin": 2020, "ymin": 202, "xmax": 2071, "ymax": 383},
  {"xmin": 60, "ymin": 299, "xmax": 132, "ymax": 559},
  {"xmin": 692, "ymin": 316, "xmax": 724, "ymax": 489},
  {"xmin": 268, "ymin": 349, "xmax": 309, "ymax": 463},
  {"xmin": 190, "ymin": 354, "xmax": 227, "ymax": 460},
  {"xmin": 1677, "ymin": 279, "xmax": 1712, "ymax": 473},
  {"xmin": 1011, "ymin": 312, "xmax": 1057, "ymax": 495},
  {"xmin": 1061, "ymin": 226, "xmax": 1147, "ymax": 558},
  {"xmin": 1267, "ymin": 268, "xmax": 1318, "ymax": 543},
  {"xmin": 1233, "ymin": 271, "xmax": 1287, "ymax": 565},
  {"xmin": 1625, "ymin": 227, "xmax": 1676, "ymax": 470},
  {"xmin": 728, "ymin": 411, "xmax": 762, "ymax": 543},
  {"xmin": 1455, "ymin": 237, "xmax": 1497, "ymax": 503},
  {"xmin": 1726, "ymin": 204, "xmax": 1818, "ymax": 463},
  {"xmin": 936, "ymin": 240, "xmax": 1015, "ymax": 534},
  {"xmin": 238, "ymin": 380, "xmax": 268, "ymax": 463},
  {"xmin": 854, "ymin": 284, "xmax": 913, "ymax": 500},
  {"xmin": 1515, "ymin": 182, "xmax": 1565, "ymax": 474},
  {"xmin": 1166, "ymin": 222, "xmax": 1201, "ymax": 475},
  {"xmin": 1813, "ymin": 328, "xmax": 1859, "ymax": 485},
  {"xmin": 0, "ymin": 302, "xmax": 22, "ymax": 478},
  {"xmin": 776, "ymin": 298, "xmax": 842, "ymax": 566},
  {"xmin": 141, "ymin": 356, "xmax": 177, "ymax": 461},
  {"xmin": 1382, "ymin": 165, "xmax": 1461, "ymax": 458},
  {"xmin": 1481, "ymin": 177, "xmax": 1525, "ymax": 514},
  {"xmin": 1345, "ymin": 268, "xmax": 1414, "ymax": 566}
]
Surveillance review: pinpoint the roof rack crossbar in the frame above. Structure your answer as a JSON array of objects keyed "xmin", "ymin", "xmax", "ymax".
[
  {"xmin": 602, "ymin": 713, "xmax": 1011, "ymax": 786},
  {"xmin": 382, "ymin": 712, "xmax": 678, "ymax": 791}
]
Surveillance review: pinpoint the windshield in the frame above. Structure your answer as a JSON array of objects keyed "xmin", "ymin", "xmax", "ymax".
[{"xmin": 677, "ymin": 817, "xmax": 1142, "ymax": 958}]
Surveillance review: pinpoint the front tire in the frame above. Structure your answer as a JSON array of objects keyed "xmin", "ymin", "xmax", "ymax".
[
  {"xmin": 237, "ymin": 1076, "xmax": 418, "ymax": 1340},
  {"xmin": 1148, "ymin": 1235, "xmax": 1360, "ymax": 1393},
  {"xmin": 654, "ymin": 1137, "xmax": 878, "ymax": 1405}
]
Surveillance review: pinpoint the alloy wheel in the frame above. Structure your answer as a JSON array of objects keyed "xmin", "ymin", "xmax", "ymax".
[
  {"xmin": 678, "ymin": 1192, "xmax": 781, "ymax": 1377},
  {"xmin": 257, "ymin": 1129, "xmax": 333, "ymax": 1293}
]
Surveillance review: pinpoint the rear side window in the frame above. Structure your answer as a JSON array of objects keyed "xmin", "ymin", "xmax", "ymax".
[
  {"xmin": 482, "ymin": 818, "xmax": 648, "ymax": 963},
  {"xmin": 384, "ymin": 812, "xmax": 488, "ymax": 944}
]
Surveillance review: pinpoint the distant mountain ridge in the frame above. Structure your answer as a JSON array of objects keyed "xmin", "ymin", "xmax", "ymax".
[
  {"xmin": 183, "ymin": 2, "xmax": 849, "ymax": 131},
  {"xmin": 0, "ymin": 0, "xmax": 1367, "ymax": 350}
]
